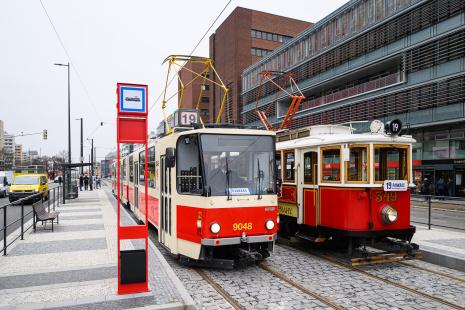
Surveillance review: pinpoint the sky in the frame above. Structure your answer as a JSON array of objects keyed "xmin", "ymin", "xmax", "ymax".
[{"xmin": 1, "ymin": 0, "xmax": 348, "ymax": 163}]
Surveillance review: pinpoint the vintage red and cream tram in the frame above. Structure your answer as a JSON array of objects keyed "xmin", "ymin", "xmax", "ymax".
[
  {"xmin": 276, "ymin": 120, "xmax": 420, "ymax": 265},
  {"xmin": 115, "ymin": 125, "xmax": 279, "ymax": 268}
]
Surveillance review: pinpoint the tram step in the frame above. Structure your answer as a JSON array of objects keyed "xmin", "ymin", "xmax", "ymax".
[{"xmin": 295, "ymin": 231, "xmax": 327, "ymax": 243}]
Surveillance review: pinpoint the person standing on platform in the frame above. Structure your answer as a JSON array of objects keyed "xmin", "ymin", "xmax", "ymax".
[
  {"xmin": 447, "ymin": 177, "xmax": 453, "ymax": 196},
  {"xmin": 89, "ymin": 175, "xmax": 93, "ymax": 191},
  {"xmin": 437, "ymin": 178, "xmax": 446, "ymax": 200},
  {"xmin": 96, "ymin": 176, "xmax": 100, "ymax": 189},
  {"xmin": 84, "ymin": 174, "xmax": 89, "ymax": 190},
  {"xmin": 58, "ymin": 175, "xmax": 62, "ymax": 186},
  {"xmin": 79, "ymin": 174, "xmax": 84, "ymax": 191}
]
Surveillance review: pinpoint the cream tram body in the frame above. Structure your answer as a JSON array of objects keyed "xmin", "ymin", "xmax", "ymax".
[{"xmin": 117, "ymin": 127, "xmax": 279, "ymax": 268}]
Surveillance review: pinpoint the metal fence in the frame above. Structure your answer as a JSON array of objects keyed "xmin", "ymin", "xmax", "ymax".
[
  {"xmin": 411, "ymin": 194, "xmax": 465, "ymax": 231},
  {"xmin": 0, "ymin": 186, "xmax": 62, "ymax": 255}
]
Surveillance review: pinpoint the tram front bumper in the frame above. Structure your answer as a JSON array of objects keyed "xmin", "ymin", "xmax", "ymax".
[{"xmin": 201, "ymin": 233, "xmax": 277, "ymax": 246}]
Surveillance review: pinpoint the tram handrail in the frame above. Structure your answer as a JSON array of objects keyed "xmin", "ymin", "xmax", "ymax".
[
  {"xmin": 0, "ymin": 186, "xmax": 62, "ymax": 255},
  {"xmin": 410, "ymin": 194, "xmax": 465, "ymax": 231}
]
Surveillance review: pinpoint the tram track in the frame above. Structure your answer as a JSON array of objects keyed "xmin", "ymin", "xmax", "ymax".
[
  {"xmin": 294, "ymin": 245, "xmax": 465, "ymax": 310},
  {"xmin": 195, "ymin": 263, "xmax": 344, "ymax": 310},
  {"xmin": 399, "ymin": 261, "xmax": 465, "ymax": 283}
]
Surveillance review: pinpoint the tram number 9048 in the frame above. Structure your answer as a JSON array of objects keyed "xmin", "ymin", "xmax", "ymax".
[
  {"xmin": 375, "ymin": 191, "xmax": 398, "ymax": 203},
  {"xmin": 233, "ymin": 223, "xmax": 253, "ymax": 230}
]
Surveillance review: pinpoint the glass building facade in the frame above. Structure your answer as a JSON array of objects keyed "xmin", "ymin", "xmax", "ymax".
[{"xmin": 241, "ymin": 0, "xmax": 465, "ymax": 196}]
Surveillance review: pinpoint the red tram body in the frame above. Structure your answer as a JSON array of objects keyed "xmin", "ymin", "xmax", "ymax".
[{"xmin": 276, "ymin": 123, "xmax": 419, "ymax": 264}]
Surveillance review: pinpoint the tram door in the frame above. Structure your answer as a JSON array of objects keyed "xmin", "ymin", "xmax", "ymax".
[
  {"xmin": 159, "ymin": 154, "xmax": 172, "ymax": 249},
  {"xmin": 300, "ymin": 149, "xmax": 319, "ymax": 227},
  {"xmin": 134, "ymin": 161, "xmax": 139, "ymax": 215}
]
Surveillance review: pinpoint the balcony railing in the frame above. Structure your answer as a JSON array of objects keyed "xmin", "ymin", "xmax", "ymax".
[{"xmin": 300, "ymin": 72, "xmax": 403, "ymax": 111}]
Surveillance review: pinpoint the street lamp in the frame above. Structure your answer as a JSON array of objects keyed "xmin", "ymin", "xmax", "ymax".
[
  {"xmin": 54, "ymin": 63, "xmax": 71, "ymax": 164},
  {"xmin": 75, "ymin": 118, "xmax": 83, "ymax": 174}
]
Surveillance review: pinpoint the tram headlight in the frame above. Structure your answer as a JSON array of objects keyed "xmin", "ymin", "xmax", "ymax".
[
  {"xmin": 210, "ymin": 222, "xmax": 221, "ymax": 234},
  {"xmin": 265, "ymin": 219, "xmax": 275, "ymax": 230},
  {"xmin": 381, "ymin": 205, "xmax": 398, "ymax": 225}
]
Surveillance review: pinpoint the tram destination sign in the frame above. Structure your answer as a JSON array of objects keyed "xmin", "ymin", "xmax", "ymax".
[{"xmin": 383, "ymin": 180, "xmax": 408, "ymax": 191}]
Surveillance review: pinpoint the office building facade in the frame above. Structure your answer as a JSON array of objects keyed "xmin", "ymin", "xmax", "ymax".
[{"xmin": 241, "ymin": 0, "xmax": 465, "ymax": 195}]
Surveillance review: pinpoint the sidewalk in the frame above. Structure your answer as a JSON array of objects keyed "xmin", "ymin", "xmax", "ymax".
[
  {"xmin": 412, "ymin": 224, "xmax": 465, "ymax": 272},
  {"xmin": 0, "ymin": 187, "xmax": 194, "ymax": 310}
]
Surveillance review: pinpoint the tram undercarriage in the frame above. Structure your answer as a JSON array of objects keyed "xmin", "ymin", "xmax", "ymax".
[
  {"xmin": 177, "ymin": 242, "xmax": 273, "ymax": 269},
  {"xmin": 279, "ymin": 216, "xmax": 421, "ymax": 266}
]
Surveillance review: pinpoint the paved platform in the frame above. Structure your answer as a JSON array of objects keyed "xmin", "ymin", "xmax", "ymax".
[
  {"xmin": 0, "ymin": 187, "xmax": 194, "ymax": 310},
  {"xmin": 412, "ymin": 223, "xmax": 465, "ymax": 272},
  {"xmin": 1, "ymin": 186, "xmax": 464, "ymax": 310}
]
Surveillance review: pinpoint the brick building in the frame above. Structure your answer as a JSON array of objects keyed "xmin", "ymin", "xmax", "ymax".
[
  {"xmin": 178, "ymin": 7, "xmax": 312, "ymax": 124},
  {"xmin": 209, "ymin": 7, "xmax": 312, "ymax": 124}
]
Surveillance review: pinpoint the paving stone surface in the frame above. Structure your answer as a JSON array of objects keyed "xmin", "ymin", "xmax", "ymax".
[{"xmin": 7, "ymin": 237, "xmax": 107, "ymax": 256}]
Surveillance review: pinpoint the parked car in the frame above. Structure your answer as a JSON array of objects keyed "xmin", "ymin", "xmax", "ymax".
[{"xmin": 0, "ymin": 171, "xmax": 14, "ymax": 198}]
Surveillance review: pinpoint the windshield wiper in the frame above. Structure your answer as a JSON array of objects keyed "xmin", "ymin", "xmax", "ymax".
[{"xmin": 225, "ymin": 156, "xmax": 231, "ymax": 200}]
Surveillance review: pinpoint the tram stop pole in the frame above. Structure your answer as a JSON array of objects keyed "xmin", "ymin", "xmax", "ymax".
[{"xmin": 116, "ymin": 83, "xmax": 150, "ymax": 295}]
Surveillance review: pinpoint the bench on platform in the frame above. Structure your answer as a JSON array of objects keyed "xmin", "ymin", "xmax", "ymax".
[{"xmin": 32, "ymin": 200, "xmax": 60, "ymax": 232}]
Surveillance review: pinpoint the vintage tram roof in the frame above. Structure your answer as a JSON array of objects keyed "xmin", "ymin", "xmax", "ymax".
[
  {"xmin": 276, "ymin": 125, "xmax": 415, "ymax": 150},
  {"xmin": 154, "ymin": 126, "xmax": 276, "ymax": 140}
]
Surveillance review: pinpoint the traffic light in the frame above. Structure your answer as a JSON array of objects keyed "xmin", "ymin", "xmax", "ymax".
[{"xmin": 43, "ymin": 129, "xmax": 47, "ymax": 140}]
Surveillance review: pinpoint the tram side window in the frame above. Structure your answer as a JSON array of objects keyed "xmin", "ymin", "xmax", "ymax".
[
  {"xmin": 347, "ymin": 146, "xmax": 368, "ymax": 182},
  {"xmin": 129, "ymin": 156, "xmax": 134, "ymax": 183},
  {"xmin": 276, "ymin": 152, "xmax": 282, "ymax": 180},
  {"xmin": 123, "ymin": 159, "xmax": 126, "ymax": 181},
  {"xmin": 139, "ymin": 152, "xmax": 145, "ymax": 186},
  {"xmin": 304, "ymin": 152, "xmax": 318, "ymax": 184},
  {"xmin": 322, "ymin": 148, "xmax": 340, "ymax": 182},
  {"xmin": 375, "ymin": 146, "xmax": 408, "ymax": 181},
  {"xmin": 176, "ymin": 134, "xmax": 203, "ymax": 195},
  {"xmin": 284, "ymin": 151, "xmax": 295, "ymax": 181},
  {"xmin": 148, "ymin": 146, "xmax": 156, "ymax": 188}
]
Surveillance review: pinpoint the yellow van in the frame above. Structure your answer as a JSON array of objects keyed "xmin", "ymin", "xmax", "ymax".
[{"xmin": 9, "ymin": 174, "xmax": 49, "ymax": 203}]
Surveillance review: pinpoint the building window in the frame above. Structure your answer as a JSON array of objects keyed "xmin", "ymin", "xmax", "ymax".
[
  {"xmin": 201, "ymin": 97, "xmax": 209, "ymax": 103},
  {"xmin": 201, "ymin": 85, "xmax": 209, "ymax": 91},
  {"xmin": 284, "ymin": 151, "xmax": 295, "ymax": 181},
  {"xmin": 201, "ymin": 109, "xmax": 209, "ymax": 116},
  {"xmin": 252, "ymin": 47, "xmax": 272, "ymax": 57},
  {"xmin": 251, "ymin": 29, "xmax": 292, "ymax": 43}
]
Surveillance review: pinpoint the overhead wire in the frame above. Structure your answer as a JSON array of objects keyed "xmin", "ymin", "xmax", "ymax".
[
  {"xmin": 148, "ymin": 0, "xmax": 232, "ymax": 113},
  {"xmin": 40, "ymin": 0, "xmax": 104, "ymax": 123}
]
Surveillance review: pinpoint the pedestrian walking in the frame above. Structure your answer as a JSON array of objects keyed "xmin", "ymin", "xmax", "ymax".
[
  {"xmin": 437, "ymin": 178, "xmax": 445, "ymax": 200},
  {"xmin": 79, "ymin": 174, "xmax": 84, "ymax": 191},
  {"xmin": 416, "ymin": 181, "xmax": 423, "ymax": 195},
  {"xmin": 58, "ymin": 175, "xmax": 62, "ymax": 186},
  {"xmin": 447, "ymin": 177, "xmax": 453, "ymax": 196},
  {"xmin": 96, "ymin": 176, "xmax": 100, "ymax": 189},
  {"xmin": 84, "ymin": 174, "xmax": 89, "ymax": 190},
  {"xmin": 90, "ymin": 175, "xmax": 93, "ymax": 191}
]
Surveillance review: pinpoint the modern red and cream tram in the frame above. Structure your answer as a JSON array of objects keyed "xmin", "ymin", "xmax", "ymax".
[
  {"xmin": 114, "ymin": 125, "xmax": 279, "ymax": 268},
  {"xmin": 276, "ymin": 120, "xmax": 420, "ymax": 265}
]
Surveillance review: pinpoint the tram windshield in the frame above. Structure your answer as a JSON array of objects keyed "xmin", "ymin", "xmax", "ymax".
[{"xmin": 201, "ymin": 134, "xmax": 276, "ymax": 196}]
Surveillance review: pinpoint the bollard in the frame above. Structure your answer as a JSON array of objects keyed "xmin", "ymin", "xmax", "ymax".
[
  {"xmin": 3, "ymin": 206, "xmax": 7, "ymax": 255},
  {"xmin": 53, "ymin": 188, "xmax": 56, "ymax": 211},
  {"xmin": 21, "ymin": 200, "xmax": 24, "ymax": 240},
  {"xmin": 48, "ymin": 190, "xmax": 51, "ymax": 212},
  {"xmin": 428, "ymin": 196, "xmax": 432, "ymax": 230}
]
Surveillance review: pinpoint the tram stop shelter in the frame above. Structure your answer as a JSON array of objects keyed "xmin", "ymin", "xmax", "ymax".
[{"xmin": 61, "ymin": 163, "xmax": 93, "ymax": 204}]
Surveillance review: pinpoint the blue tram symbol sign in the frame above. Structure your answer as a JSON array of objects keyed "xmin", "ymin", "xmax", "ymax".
[{"xmin": 117, "ymin": 84, "xmax": 147, "ymax": 115}]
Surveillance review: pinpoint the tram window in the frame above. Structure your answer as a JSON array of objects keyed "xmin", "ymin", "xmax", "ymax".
[
  {"xmin": 176, "ymin": 134, "xmax": 203, "ymax": 195},
  {"xmin": 123, "ymin": 159, "xmax": 126, "ymax": 181},
  {"xmin": 374, "ymin": 146, "xmax": 409, "ymax": 182},
  {"xmin": 347, "ymin": 146, "xmax": 368, "ymax": 182},
  {"xmin": 129, "ymin": 156, "xmax": 134, "ymax": 183},
  {"xmin": 321, "ymin": 147, "xmax": 340, "ymax": 182},
  {"xmin": 284, "ymin": 151, "xmax": 295, "ymax": 181},
  {"xmin": 276, "ymin": 152, "xmax": 282, "ymax": 180},
  {"xmin": 139, "ymin": 152, "xmax": 145, "ymax": 186},
  {"xmin": 304, "ymin": 152, "xmax": 318, "ymax": 184},
  {"xmin": 148, "ymin": 146, "xmax": 156, "ymax": 188}
]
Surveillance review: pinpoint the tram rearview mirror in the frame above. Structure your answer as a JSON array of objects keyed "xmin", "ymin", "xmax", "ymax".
[{"xmin": 166, "ymin": 147, "xmax": 176, "ymax": 168}]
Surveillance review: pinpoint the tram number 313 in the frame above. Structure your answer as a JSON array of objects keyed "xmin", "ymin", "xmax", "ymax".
[{"xmin": 375, "ymin": 191, "xmax": 398, "ymax": 203}]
